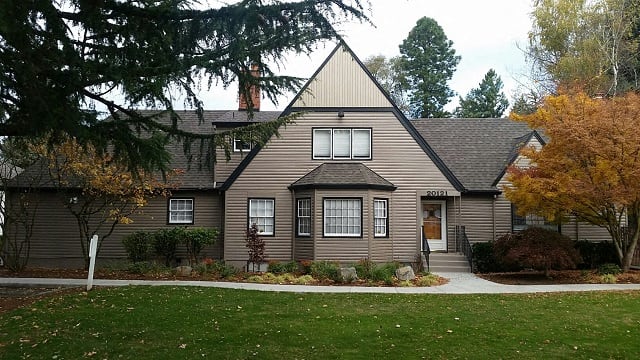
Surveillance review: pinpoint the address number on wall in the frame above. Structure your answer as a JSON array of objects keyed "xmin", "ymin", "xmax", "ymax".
[{"xmin": 425, "ymin": 190, "xmax": 447, "ymax": 197}]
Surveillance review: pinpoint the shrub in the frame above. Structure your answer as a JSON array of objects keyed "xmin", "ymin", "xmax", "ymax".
[
  {"xmin": 598, "ymin": 263, "xmax": 622, "ymax": 275},
  {"xmin": 369, "ymin": 262, "xmax": 401, "ymax": 284},
  {"xmin": 245, "ymin": 224, "xmax": 265, "ymax": 270},
  {"xmin": 292, "ymin": 274, "xmax": 315, "ymax": 285},
  {"xmin": 601, "ymin": 274, "xmax": 617, "ymax": 284},
  {"xmin": 493, "ymin": 227, "xmax": 582, "ymax": 275},
  {"xmin": 415, "ymin": 273, "xmax": 440, "ymax": 287},
  {"xmin": 309, "ymin": 261, "xmax": 341, "ymax": 282},
  {"xmin": 122, "ymin": 231, "xmax": 153, "ymax": 263},
  {"xmin": 354, "ymin": 259, "xmax": 400, "ymax": 283},
  {"xmin": 471, "ymin": 242, "xmax": 502, "ymax": 273},
  {"xmin": 354, "ymin": 258, "xmax": 376, "ymax": 279},
  {"xmin": 574, "ymin": 241, "xmax": 619, "ymax": 269},
  {"xmin": 208, "ymin": 260, "xmax": 238, "ymax": 278},
  {"xmin": 299, "ymin": 260, "xmax": 313, "ymax": 275},
  {"xmin": 182, "ymin": 228, "xmax": 218, "ymax": 265},
  {"xmin": 268, "ymin": 260, "xmax": 299, "ymax": 274},
  {"xmin": 153, "ymin": 228, "xmax": 182, "ymax": 266},
  {"xmin": 126, "ymin": 261, "xmax": 169, "ymax": 275}
]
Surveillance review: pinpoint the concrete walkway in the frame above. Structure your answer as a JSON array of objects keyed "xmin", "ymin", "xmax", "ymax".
[{"xmin": 2, "ymin": 272, "xmax": 640, "ymax": 294}]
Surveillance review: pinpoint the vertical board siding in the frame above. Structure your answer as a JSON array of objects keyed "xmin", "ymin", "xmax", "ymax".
[
  {"xmin": 5, "ymin": 190, "xmax": 222, "ymax": 267},
  {"xmin": 225, "ymin": 111, "xmax": 456, "ymax": 263},
  {"xmin": 294, "ymin": 47, "xmax": 392, "ymax": 108}
]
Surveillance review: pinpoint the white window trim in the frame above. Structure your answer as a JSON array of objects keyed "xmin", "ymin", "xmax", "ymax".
[
  {"xmin": 168, "ymin": 198, "xmax": 194, "ymax": 224},
  {"xmin": 297, "ymin": 198, "xmax": 311, "ymax": 236},
  {"xmin": 233, "ymin": 138, "xmax": 252, "ymax": 152},
  {"xmin": 374, "ymin": 199, "xmax": 388, "ymax": 238},
  {"xmin": 313, "ymin": 128, "xmax": 371, "ymax": 160},
  {"xmin": 249, "ymin": 198, "xmax": 275, "ymax": 236},
  {"xmin": 323, "ymin": 198, "xmax": 362, "ymax": 237}
]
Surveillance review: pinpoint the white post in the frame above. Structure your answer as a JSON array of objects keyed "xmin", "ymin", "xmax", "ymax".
[{"xmin": 87, "ymin": 235, "xmax": 98, "ymax": 291}]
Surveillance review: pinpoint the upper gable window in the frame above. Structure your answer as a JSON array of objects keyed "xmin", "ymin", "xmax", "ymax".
[
  {"xmin": 233, "ymin": 138, "xmax": 252, "ymax": 152},
  {"xmin": 313, "ymin": 128, "xmax": 371, "ymax": 160}
]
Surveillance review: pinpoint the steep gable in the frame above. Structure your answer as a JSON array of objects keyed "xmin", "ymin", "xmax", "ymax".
[
  {"xmin": 291, "ymin": 43, "xmax": 393, "ymax": 108},
  {"xmin": 223, "ymin": 42, "xmax": 463, "ymax": 192}
]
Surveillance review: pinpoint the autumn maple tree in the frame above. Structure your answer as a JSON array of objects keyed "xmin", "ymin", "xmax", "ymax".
[
  {"xmin": 43, "ymin": 136, "xmax": 176, "ymax": 268},
  {"xmin": 506, "ymin": 91, "xmax": 640, "ymax": 271}
]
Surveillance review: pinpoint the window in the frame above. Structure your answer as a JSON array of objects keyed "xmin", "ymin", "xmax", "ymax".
[
  {"xmin": 168, "ymin": 198, "xmax": 194, "ymax": 224},
  {"xmin": 323, "ymin": 198, "xmax": 362, "ymax": 237},
  {"xmin": 233, "ymin": 138, "xmax": 252, "ymax": 152},
  {"xmin": 511, "ymin": 205, "xmax": 557, "ymax": 232},
  {"xmin": 249, "ymin": 198, "xmax": 275, "ymax": 235},
  {"xmin": 297, "ymin": 198, "xmax": 311, "ymax": 236},
  {"xmin": 313, "ymin": 128, "xmax": 371, "ymax": 160},
  {"xmin": 374, "ymin": 199, "xmax": 388, "ymax": 237}
]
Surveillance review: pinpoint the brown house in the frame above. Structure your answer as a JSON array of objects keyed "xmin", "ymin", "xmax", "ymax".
[{"xmin": 1, "ymin": 41, "xmax": 625, "ymax": 269}]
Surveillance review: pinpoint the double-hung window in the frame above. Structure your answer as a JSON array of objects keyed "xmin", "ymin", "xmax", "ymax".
[
  {"xmin": 296, "ymin": 198, "xmax": 311, "ymax": 236},
  {"xmin": 374, "ymin": 199, "xmax": 388, "ymax": 237},
  {"xmin": 323, "ymin": 198, "xmax": 362, "ymax": 237},
  {"xmin": 168, "ymin": 198, "xmax": 194, "ymax": 224},
  {"xmin": 313, "ymin": 128, "xmax": 371, "ymax": 160},
  {"xmin": 248, "ymin": 198, "xmax": 275, "ymax": 235}
]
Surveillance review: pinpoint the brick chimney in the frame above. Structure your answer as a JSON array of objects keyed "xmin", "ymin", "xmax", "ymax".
[{"xmin": 238, "ymin": 64, "xmax": 260, "ymax": 111}]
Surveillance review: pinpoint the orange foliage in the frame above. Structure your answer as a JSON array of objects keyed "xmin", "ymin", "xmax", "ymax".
[
  {"xmin": 506, "ymin": 91, "xmax": 640, "ymax": 270},
  {"xmin": 43, "ymin": 137, "xmax": 176, "ymax": 224}
]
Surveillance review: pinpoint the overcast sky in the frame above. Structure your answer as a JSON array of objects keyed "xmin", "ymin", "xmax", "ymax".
[{"xmin": 195, "ymin": 0, "xmax": 534, "ymax": 112}]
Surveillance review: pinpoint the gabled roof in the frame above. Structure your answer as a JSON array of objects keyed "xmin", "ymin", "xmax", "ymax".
[
  {"xmin": 289, "ymin": 163, "xmax": 396, "ymax": 191},
  {"xmin": 411, "ymin": 118, "xmax": 542, "ymax": 193},
  {"xmin": 222, "ymin": 41, "xmax": 465, "ymax": 192},
  {"xmin": 8, "ymin": 109, "xmax": 280, "ymax": 190}
]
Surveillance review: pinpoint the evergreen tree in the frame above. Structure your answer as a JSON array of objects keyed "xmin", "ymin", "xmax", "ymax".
[
  {"xmin": 398, "ymin": 17, "xmax": 460, "ymax": 118},
  {"xmin": 0, "ymin": 0, "xmax": 368, "ymax": 172},
  {"xmin": 455, "ymin": 69, "xmax": 509, "ymax": 118}
]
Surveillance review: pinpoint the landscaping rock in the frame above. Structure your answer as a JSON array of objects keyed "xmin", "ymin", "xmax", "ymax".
[
  {"xmin": 395, "ymin": 266, "xmax": 415, "ymax": 281},
  {"xmin": 175, "ymin": 265, "xmax": 193, "ymax": 276},
  {"xmin": 340, "ymin": 267, "xmax": 358, "ymax": 282}
]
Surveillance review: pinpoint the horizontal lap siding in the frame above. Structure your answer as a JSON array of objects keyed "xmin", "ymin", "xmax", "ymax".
[
  {"xmin": 5, "ymin": 190, "xmax": 222, "ymax": 267},
  {"xmin": 459, "ymin": 196, "xmax": 496, "ymax": 244},
  {"xmin": 562, "ymin": 219, "xmax": 613, "ymax": 242},
  {"xmin": 225, "ymin": 112, "xmax": 456, "ymax": 264}
]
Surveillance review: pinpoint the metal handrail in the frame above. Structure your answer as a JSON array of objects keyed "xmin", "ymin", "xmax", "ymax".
[
  {"xmin": 456, "ymin": 225, "xmax": 473, "ymax": 272},
  {"xmin": 421, "ymin": 226, "xmax": 431, "ymax": 272}
]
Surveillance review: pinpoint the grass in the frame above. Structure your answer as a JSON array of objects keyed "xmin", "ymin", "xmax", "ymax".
[{"xmin": 1, "ymin": 287, "xmax": 639, "ymax": 359}]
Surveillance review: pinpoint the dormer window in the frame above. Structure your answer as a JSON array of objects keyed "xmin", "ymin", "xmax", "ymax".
[
  {"xmin": 233, "ymin": 138, "xmax": 252, "ymax": 152},
  {"xmin": 313, "ymin": 128, "xmax": 371, "ymax": 160}
]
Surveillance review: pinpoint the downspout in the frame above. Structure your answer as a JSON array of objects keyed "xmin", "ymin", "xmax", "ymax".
[
  {"xmin": 291, "ymin": 188, "xmax": 295, "ymax": 261},
  {"xmin": 492, "ymin": 194, "xmax": 497, "ymax": 240}
]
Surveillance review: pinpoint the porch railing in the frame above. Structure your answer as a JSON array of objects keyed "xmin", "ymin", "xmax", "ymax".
[
  {"xmin": 455, "ymin": 225, "xmax": 473, "ymax": 272},
  {"xmin": 421, "ymin": 226, "xmax": 431, "ymax": 272}
]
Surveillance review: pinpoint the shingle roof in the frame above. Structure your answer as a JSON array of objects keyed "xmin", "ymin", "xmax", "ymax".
[
  {"xmin": 152, "ymin": 110, "xmax": 280, "ymax": 189},
  {"xmin": 289, "ymin": 163, "xmax": 396, "ymax": 191},
  {"xmin": 411, "ymin": 118, "xmax": 538, "ymax": 192},
  {"xmin": 8, "ymin": 109, "xmax": 281, "ymax": 190}
]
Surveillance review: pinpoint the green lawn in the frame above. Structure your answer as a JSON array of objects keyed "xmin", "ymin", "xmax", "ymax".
[{"xmin": 1, "ymin": 287, "xmax": 639, "ymax": 359}]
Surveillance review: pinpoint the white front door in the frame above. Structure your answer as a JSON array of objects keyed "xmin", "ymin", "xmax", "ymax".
[{"xmin": 421, "ymin": 200, "xmax": 447, "ymax": 251}]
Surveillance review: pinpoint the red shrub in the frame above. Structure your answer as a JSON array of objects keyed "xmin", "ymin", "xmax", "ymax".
[{"xmin": 494, "ymin": 227, "xmax": 582, "ymax": 275}]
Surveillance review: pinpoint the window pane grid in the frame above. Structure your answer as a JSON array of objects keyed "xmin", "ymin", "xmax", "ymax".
[
  {"xmin": 169, "ymin": 199, "xmax": 193, "ymax": 224},
  {"xmin": 249, "ymin": 199, "xmax": 275, "ymax": 235},
  {"xmin": 324, "ymin": 199, "xmax": 361, "ymax": 236},
  {"xmin": 374, "ymin": 199, "xmax": 388, "ymax": 237},
  {"xmin": 297, "ymin": 199, "xmax": 311, "ymax": 236}
]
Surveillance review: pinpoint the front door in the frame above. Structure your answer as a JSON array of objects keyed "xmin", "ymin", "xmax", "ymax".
[{"xmin": 421, "ymin": 200, "xmax": 447, "ymax": 251}]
